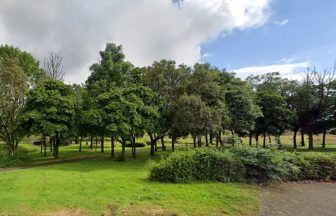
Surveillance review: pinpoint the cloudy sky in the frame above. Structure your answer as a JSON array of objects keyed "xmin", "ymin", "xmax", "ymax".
[{"xmin": 0, "ymin": 0, "xmax": 335, "ymax": 83}]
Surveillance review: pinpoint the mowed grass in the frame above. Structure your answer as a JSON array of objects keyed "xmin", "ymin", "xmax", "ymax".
[{"xmin": 0, "ymin": 151, "xmax": 260, "ymax": 216}]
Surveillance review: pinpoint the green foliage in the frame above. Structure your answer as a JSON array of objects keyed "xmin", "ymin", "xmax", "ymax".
[
  {"xmin": 0, "ymin": 145, "xmax": 31, "ymax": 167},
  {"xmin": 229, "ymin": 147, "xmax": 299, "ymax": 182},
  {"xmin": 150, "ymin": 147, "xmax": 336, "ymax": 183},
  {"xmin": 149, "ymin": 148, "xmax": 245, "ymax": 183},
  {"xmin": 125, "ymin": 142, "xmax": 146, "ymax": 148}
]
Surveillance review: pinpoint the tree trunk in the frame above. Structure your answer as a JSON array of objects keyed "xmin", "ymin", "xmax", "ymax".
[
  {"xmin": 308, "ymin": 132, "xmax": 314, "ymax": 150},
  {"xmin": 121, "ymin": 140, "xmax": 125, "ymax": 161},
  {"xmin": 111, "ymin": 136, "xmax": 115, "ymax": 158},
  {"xmin": 54, "ymin": 133, "xmax": 59, "ymax": 159},
  {"xmin": 210, "ymin": 130, "xmax": 213, "ymax": 145},
  {"xmin": 43, "ymin": 136, "xmax": 47, "ymax": 157},
  {"xmin": 75, "ymin": 137, "xmax": 79, "ymax": 144},
  {"xmin": 193, "ymin": 135, "xmax": 196, "ymax": 148},
  {"xmin": 322, "ymin": 128, "xmax": 326, "ymax": 148},
  {"xmin": 90, "ymin": 136, "xmax": 93, "ymax": 150},
  {"xmin": 197, "ymin": 136, "xmax": 202, "ymax": 147},
  {"xmin": 161, "ymin": 137, "xmax": 166, "ymax": 150},
  {"xmin": 172, "ymin": 137, "xmax": 175, "ymax": 152},
  {"xmin": 263, "ymin": 133, "xmax": 266, "ymax": 148},
  {"xmin": 256, "ymin": 134, "xmax": 259, "ymax": 147},
  {"xmin": 131, "ymin": 136, "xmax": 136, "ymax": 158},
  {"xmin": 205, "ymin": 131, "xmax": 209, "ymax": 147},
  {"xmin": 95, "ymin": 137, "xmax": 98, "ymax": 152},
  {"xmin": 150, "ymin": 138, "xmax": 155, "ymax": 156},
  {"xmin": 249, "ymin": 133, "xmax": 252, "ymax": 146},
  {"xmin": 268, "ymin": 134, "xmax": 272, "ymax": 145},
  {"xmin": 50, "ymin": 138, "xmax": 53, "ymax": 152},
  {"xmin": 79, "ymin": 137, "xmax": 82, "ymax": 152},
  {"xmin": 293, "ymin": 129, "xmax": 297, "ymax": 148},
  {"xmin": 301, "ymin": 130, "xmax": 305, "ymax": 147},
  {"xmin": 100, "ymin": 135, "xmax": 105, "ymax": 153}
]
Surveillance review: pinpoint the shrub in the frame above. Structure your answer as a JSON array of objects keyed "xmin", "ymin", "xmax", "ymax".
[
  {"xmin": 291, "ymin": 153, "xmax": 336, "ymax": 180},
  {"xmin": 125, "ymin": 142, "xmax": 146, "ymax": 148},
  {"xmin": 149, "ymin": 148, "xmax": 245, "ymax": 183},
  {"xmin": 149, "ymin": 146, "xmax": 336, "ymax": 183},
  {"xmin": 0, "ymin": 146, "xmax": 31, "ymax": 167},
  {"xmin": 229, "ymin": 147, "xmax": 299, "ymax": 182}
]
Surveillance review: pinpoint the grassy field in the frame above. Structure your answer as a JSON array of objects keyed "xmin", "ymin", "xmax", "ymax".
[{"xmin": 0, "ymin": 150, "xmax": 260, "ymax": 216}]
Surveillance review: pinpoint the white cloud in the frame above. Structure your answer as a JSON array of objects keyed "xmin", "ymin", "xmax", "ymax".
[
  {"xmin": 233, "ymin": 61, "xmax": 311, "ymax": 80},
  {"xmin": 274, "ymin": 19, "xmax": 289, "ymax": 26},
  {"xmin": 0, "ymin": 0, "xmax": 271, "ymax": 83}
]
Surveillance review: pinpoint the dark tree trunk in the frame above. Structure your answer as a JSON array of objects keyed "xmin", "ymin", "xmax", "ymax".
[
  {"xmin": 321, "ymin": 128, "xmax": 326, "ymax": 148},
  {"xmin": 54, "ymin": 133, "xmax": 59, "ymax": 159},
  {"xmin": 193, "ymin": 135, "xmax": 196, "ymax": 148},
  {"xmin": 79, "ymin": 137, "xmax": 82, "ymax": 152},
  {"xmin": 95, "ymin": 137, "xmax": 98, "ymax": 151},
  {"xmin": 308, "ymin": 132, "xmax": 314, "ymax": 150},
  {"xmin": 210, "ymin": 130, "xmax": 213, "ymax": 145},
  {"xmin": 111, "ymin": 136, "xmax": 115, "ymax": 158},
  {"xmin": 75, "ymin": 137, "xmax": 79, "ymax": 144},
  {"xmin": 263, "ymin": 133, "xmax": 266, "ymax": 148},
  {"xmin": 293, "ymin": 129, "xmax": 297, "ymax": 148},
  {"xmin": 161, "ymin": 137, "xmax": 166, "ymax": 150},
  {"xmin": 40, "ymin": 142, "xmax": 43, "ymax": 153},
  {"xmin": 90, "ymin": 136, "xmax": 93, "ymax": 150},
  {"xmin": 43, "ymin": 136, "xmax": 47, "ymax": 157},
  {"xmin": 100, "ymin": 135, "xmax": 105, "ymax": 153},
  {"xmin": 50, "ymin": 138, "xmax": 53, "ymax": 152},
  {"xmin": 197, "ymin": 136, "xmax": 202, "ymax": 147},
  {"xmin": 256, "ymin": 134, "xmax": 259, "ymax": 147},
  {"xmin": 150, "ymin": 138, "xmax": 155, "ymax": 156},
  {"xmin": 249, "ymin": 133, "xmax": 252, "ymax": 146},
  {"xmin": 205, "ymin": 131, "xmax": 209, "ymax": 147},
  {"xmin": 171, "ymin": 137, "xmax": 176, "ymax": 152},
  {"xmin": 121, "ymin": 140, "xmax": 126, "ymax": 161},
  {"xmin": 131, "ymin": 135, "xmax": 136, "ymax": 158},
  {"xmin": 301, "ymin": 130, "xmax": 305, "ymax": 147},
  {"xmin": 86, "ymin": 138, "xmax": 88, "ymax": 145},
  {"xmin": 268, "ymin": 134, "xmax": 272, "ymax": 145}
]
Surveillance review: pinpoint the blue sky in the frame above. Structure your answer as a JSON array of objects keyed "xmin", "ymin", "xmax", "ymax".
[{"xmin": 203, "ymin": 0, "xmax": 336, "ymax": 78}]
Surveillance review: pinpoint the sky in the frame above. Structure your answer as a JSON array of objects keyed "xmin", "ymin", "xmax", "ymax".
[{"xmin": 0, "ymin": 0, "xmax": 335, "ymax": 83}]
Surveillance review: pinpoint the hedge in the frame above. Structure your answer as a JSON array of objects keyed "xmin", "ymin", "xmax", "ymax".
[{"xmin": 149, "ymin": 147, "xmax": 336, "ymax": 183}]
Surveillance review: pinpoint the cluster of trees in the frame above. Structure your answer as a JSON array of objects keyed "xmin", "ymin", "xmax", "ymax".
[{"xmin": 0, "ymin": 43, "xmax": 335, "ymax": 160}]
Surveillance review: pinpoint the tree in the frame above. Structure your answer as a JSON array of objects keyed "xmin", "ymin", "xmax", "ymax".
[
  {"xmin": 0, "ymin": 45, "xmax": 42, "ymax": 156},
  {"xmin": 43, "ymin": 51, "xmax": 65, "ymax": 81},
  {"xmin": 0, "ymin": 57, "xmax": 28, "ymax": 156},
  {"xmin": 20, "ymin": 79, "xmax": 75, "ymax": 159}
]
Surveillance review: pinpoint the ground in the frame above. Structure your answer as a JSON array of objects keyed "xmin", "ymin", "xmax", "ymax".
[
  {"xmin": 260, "ymin": 182, "xmax": 336, "ymax": 216},
  {"xmin": 0, "ymin": 132, "xmax": 335, "ymax": 215},
  {"xmin": 0, "ymin": 150, "xmax": 260, "ymax": 216}
]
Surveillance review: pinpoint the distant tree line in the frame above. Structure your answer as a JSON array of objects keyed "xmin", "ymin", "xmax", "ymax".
[{"xmin": 0, "ymin": 43, "xmax": 335, "ymax": 159}]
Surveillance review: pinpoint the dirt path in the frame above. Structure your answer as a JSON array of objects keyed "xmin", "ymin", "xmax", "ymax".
[{"xmin": 260, "ymin": 182, "xmax": 336, "ymax": 216}]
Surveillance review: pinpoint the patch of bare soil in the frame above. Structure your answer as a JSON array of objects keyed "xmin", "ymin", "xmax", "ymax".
[
  {"xmin": 112, "ymin": 205, "xmax": 177, "ymax": 216},
  {"xmin": 38, "ymin": 208, "xmax": 85, "ymax": 216},
  {"xmin": 260, "ymin": 182, "xmax": 336, "ymax": 216}
]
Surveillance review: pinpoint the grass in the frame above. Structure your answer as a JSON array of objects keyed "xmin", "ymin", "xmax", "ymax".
[{"xmin": 0, "ymin": 150, "xmax": 260, "ymax": 216}]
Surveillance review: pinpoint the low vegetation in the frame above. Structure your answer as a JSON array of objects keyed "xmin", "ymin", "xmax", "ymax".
[{"xmin": 149, "ymin": 147, "xmax": 336, "ymax": 183}]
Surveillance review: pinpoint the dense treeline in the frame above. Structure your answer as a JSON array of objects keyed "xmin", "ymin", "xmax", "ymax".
[{"xmin": 0, "ymin": 43, "xmax": 335, "ymax": 160}]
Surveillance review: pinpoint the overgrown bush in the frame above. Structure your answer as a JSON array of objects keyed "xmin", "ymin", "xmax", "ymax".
[
  {"xmin": 0, "ymin": 145, "xmax": 31, "ymax": 167},
  {"xmin": 149, "ymin": 146, "xmax": 336, "ymax": 183},
  {"xmin": 229, "ymin": 147, "xmax": 299, "ymax": 182},
  {"xmin": 149, "ymin": 148, "xmax": 245, "ymax": 183},
  {"xmin": 125, "ymin": 142, "xmax": 146, "ymax": 148}
]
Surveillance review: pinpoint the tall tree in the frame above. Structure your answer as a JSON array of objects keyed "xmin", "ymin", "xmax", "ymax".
[{"xmin": 20, "ymin": 79, "xmax": 74, "ymax": 159}]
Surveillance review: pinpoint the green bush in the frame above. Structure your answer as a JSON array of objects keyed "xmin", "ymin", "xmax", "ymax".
[
  {"xmin": 149, "ymin": 146, "xmax": 336, "ymax": 183},
  {"xmin": 292, "ymin": 153, "xmax": 336, "ymax": 180},
  {"xmin": 125, "ymin": 142, "xmax": 146, "ymax": 148},
  {"xmin": 149, "ymin": 148, "xmax": 245, "ymax": 183},
  {"xmin": 0, "ymin": 146, "xmax": 31, "ymax": 167},
  {"xmin": 229, "ymin": 147, "xmax": 299, "ymax": 182}
]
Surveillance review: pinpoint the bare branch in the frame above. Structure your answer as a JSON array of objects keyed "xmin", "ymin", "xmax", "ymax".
[{"xmin": 43, "ymin": 50, "xmax": 65, "ymax": 81}]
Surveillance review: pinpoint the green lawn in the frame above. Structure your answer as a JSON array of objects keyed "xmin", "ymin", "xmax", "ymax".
[{"xmin": 0, "ymin": 151, "xmax": 260, "ymax": 216}]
